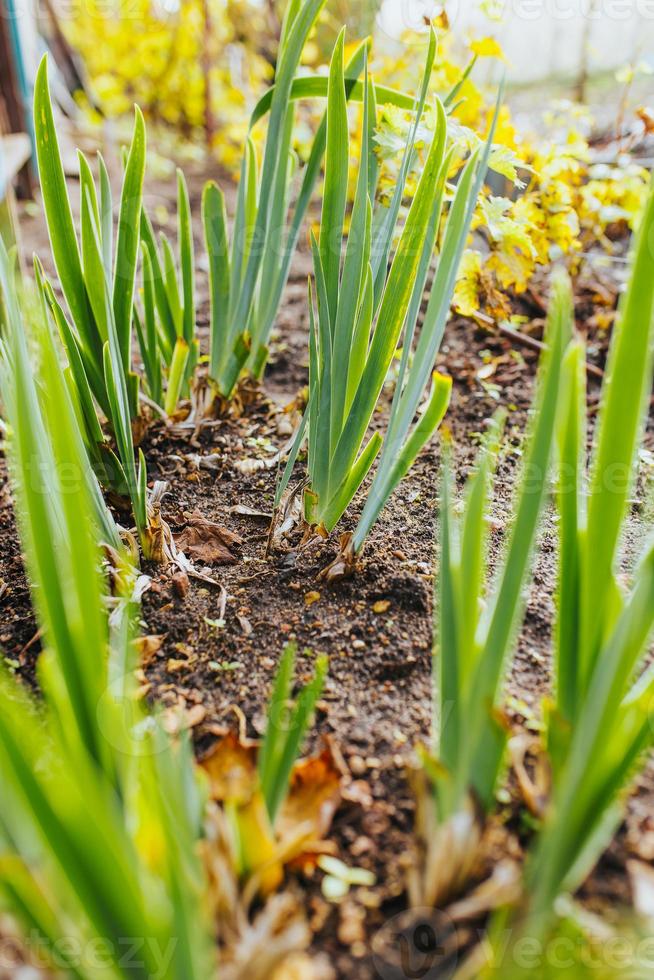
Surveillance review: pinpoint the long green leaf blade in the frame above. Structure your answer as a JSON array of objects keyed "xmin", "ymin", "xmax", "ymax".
[{"xmin": 112, "ymin": 105, "xmax": 146, "ymax": 372}]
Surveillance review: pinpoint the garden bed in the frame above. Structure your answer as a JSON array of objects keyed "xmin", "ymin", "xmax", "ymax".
[{"xmin": 2, "ymin": 156, "xmax": 653, "ymax": 977}]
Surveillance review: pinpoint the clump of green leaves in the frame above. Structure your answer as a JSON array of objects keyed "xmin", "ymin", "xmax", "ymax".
[
  {"xmin": 258, "ymin": 641, "xmax": 327, "ymax": 823},
  {"xmin": 521, "ymin": 183, "xmax": 654, "ymax": 933},
  {"xmin": 278, "ymin": 28, "xmax": 498, "ymax": 552},
  {"xmin": 202, "ymin": 1, "xmax": 419, "ymax": 398},
  {"xmin": 435, "ymin": 275, "xmax": 569, "ymax": 814},
  {"xmin": 207, "ymin": 642, "xmax": 327, "ymax": 897},
  {"xmin": 0, "ymin": 249, "xmax": 214, "ymax": 977},
  {"xmin": 415, "ymin": 272, "xmax": 570, "ymax": 907},
  {"xmin": 137, "ymin": 168, "xmax": 198, "ymax": 415},
  {"xmin": 0, "ymin": 237, "xmax": 123, "ymax": 762},
  {"xmin": 476, "ymin": 184, "xmax": 654, "ymax": 975},
  {"xmin": 33, "ymin": 57, "xmax": 153, "ymax": 549},
  {"xmin": 202, "ymin": 0, "xmax": 343, "ymax": 396}
]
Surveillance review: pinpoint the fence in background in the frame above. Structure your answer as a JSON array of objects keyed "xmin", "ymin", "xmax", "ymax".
[{"xmin": 377, "ymin": 0, "xmax": 654, "ymax": 83}]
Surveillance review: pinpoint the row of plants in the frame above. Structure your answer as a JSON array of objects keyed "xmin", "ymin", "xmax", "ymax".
[
  {"xmin": 0, "ymin": 233, "xmax": 217, "ymax": 977},
  {"xmin": 3, "ymin": 224, "xmax": 654, "ymax": 976},
  {"xmin": 33, "ymin": 10, "xmax": 503, "ymax": 566},
  {"xmin": 2, "ymin": 11, "xmax": 480, "ymax": 970},
  {"xmin": 415, "ymin": 181, "xmax": 654, "ymax": 973},
  {"xmin": 36, "ymin": 20, "xmax": 653, "ymax": 572},
  {"xmin": 1, "ymin": 2, "xmax": 654, "ymax": 974},
  {"xmin": 3, "ymin": 180, "xmax": 654, "ymax": 972},
  {"xmin": 0, "ymin": 229, "xmax": 330, "ymax": 974}
]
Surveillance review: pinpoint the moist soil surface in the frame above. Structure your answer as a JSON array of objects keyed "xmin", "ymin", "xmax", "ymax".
[{"xmin": 2, "ymin": 156, "xmax": 654, "ymax": 978}]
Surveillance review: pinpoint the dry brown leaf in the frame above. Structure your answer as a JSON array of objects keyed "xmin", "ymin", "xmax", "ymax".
[
  {"xmin": 186, "ymin": 703, "xmax": 207, "ymax": 728},
  {"xmin": 637, "ymin": 106, "xmax": 654, "ymax": 134},
  {"xmin": 174, "ymin": 510, "xmax": 242, "ymax": 564},
  {"xmin": 276, "ymin": 746, "xmax": 342, "ymax": 869},
  {"xmin": 318, "ymin": 532, "xmax": 357, "ymax": 583},
  {"xmin": 200, "ymin": 732, "xmax": 343, "ymax": 896},
  {"xmin": 230, "ymin": 504, "xmax": 271, "ymax": 519},
  {"xmin": 200, "ymin": 732, "xmax": 282, "ymax": 894},
  {"xmin": 142, "ymin": 497, "xmax": 167, "ymax": 564},
  {"xmin": 134, "ymin": 633, "xmax": 164, "ymax": 666},
  {"xmin": 201, "ymin": 730, "xmax": 259, "ymax": 804},
  {"xmin": 237, "ymin": 615, "xmax": 253, "ymax": 635},
  {"xmin": 508, "ymin": 733, "xmax": 550, "ymax": 818}
]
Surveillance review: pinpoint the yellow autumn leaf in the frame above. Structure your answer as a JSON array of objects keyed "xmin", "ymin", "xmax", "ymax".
[
  {"xmin": 453, "ymin": 250, "xmax": 483, "ymax": 317},
  {"xmin": 488, "ymin": 248, "xmax": 535, "ymax": 294},
  {"xmin": 470, "ymin": 36, "xmax": 507, "ymax": 62}
]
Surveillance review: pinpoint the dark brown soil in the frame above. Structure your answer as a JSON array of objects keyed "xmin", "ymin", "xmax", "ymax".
[{"xmin": 2, "ymin": 156, "xmax": 654, "ymax": 978}]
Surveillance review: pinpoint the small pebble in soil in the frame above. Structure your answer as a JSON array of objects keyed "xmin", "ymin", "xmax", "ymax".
[{"xmin": 172, "ymin": 570, "xmax": 190, "ymax": 598}]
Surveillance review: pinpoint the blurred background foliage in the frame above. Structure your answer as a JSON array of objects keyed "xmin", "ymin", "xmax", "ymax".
[
  {"xmin": 54, "ymin": 0, "xmax": 653, "ymax": 316},
  {"xmin": 63, "ymin": 0, "xmax": 275, "ymax": 167}
]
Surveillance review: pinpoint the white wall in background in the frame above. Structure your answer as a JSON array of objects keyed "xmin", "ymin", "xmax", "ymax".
[{"xmin": 377, "ymin": 0, "xmax": 654, "ymax": 82}]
